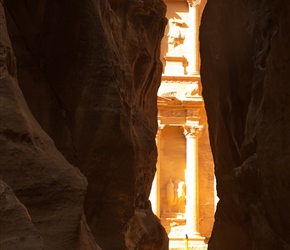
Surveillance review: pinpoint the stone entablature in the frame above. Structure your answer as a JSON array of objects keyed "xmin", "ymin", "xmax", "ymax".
[
  {"xmin": 159, "ymin": 109, "xmax": 200, "ymax": 118},
  {"xmin": 158, "ymin": 76, "xmax": 203, "ymax": 127}
]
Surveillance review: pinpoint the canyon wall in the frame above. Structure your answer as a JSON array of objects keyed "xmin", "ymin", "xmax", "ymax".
[
  {"xmin": 200, "ymin": 0, "xmax": 290, "ymax": 249},
  {"xmin": 1, "ymin": 0, "xmax": 168, "ymax": 249},
  {"xmin": 0, "ymin": 3, "xmax": 99, "ymax": 249}
]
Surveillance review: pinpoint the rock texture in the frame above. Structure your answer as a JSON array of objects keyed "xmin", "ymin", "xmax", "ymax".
[
  {"xmin": 0, "ymin": 2, "xmax": 101, "ymax": 249},
  {"xmin": 2, "ymin": 0, "xmax": 168, "ymax": 249},
  {"xmin": 0, "ymin": 181, "xmax": 44, "ymax": 250},
  {"xmin": 200, "ymin": 0, "xmax": 290, "ymax": 249}
]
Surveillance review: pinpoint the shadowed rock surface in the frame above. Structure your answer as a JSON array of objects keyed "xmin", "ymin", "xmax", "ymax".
[
  {"xmin": 2, "ymin": 0, "xmax": 168, "ymax": 249},
  {"xmin": 200, "ymin": 0, "xmax": 290, "ymax": 249},
  {"xmin": 0, "ymin": 2, "xmax": 100, "ymax": 249},
  {"xmin": 0, "ymin": 181, "xmax": 44, "ymax": 250}
]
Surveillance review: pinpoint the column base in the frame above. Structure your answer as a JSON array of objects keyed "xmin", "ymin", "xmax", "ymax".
[
  {"xmin": 186, "ymin": 70, "xmax": 200, "ymax": 76},
  {"xmin": 169, "ymin": 236, "xmax": 207, "ymax": 250},
  {"xmin": 168, "ymin": 226, "xmax": 207, "ymax": 249}
]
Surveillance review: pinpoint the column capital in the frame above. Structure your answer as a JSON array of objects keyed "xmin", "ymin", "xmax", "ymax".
[
  {"xmin": 187, "ymin": 0, "xmax": 202, "ymax": 7},
  {"xmin": 158, "ymin": 124, "xmax": 165, "ymax": 130},
  {"xmin": 183, "ymin": 125, "xmax": 203, "ymax": 138},
  {"xmin": 156, "ymin": 121, "xmax": 165, "ymax": 137}
]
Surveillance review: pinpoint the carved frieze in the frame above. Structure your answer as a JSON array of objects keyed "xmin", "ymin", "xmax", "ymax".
[
  {"xmin": 160, "ymin": 109, "xmax": 187, "ymax": 117},
  {"xmin": 187, "ymin": 109, "xmax": 199, "ymax": 117},
  {"xmin": 159, "ymin": 108, "xmax": 200, "ymax": 118},
  {"xmin": 161, "ymin": 80, "xmax": 196, "ymax": 84}
]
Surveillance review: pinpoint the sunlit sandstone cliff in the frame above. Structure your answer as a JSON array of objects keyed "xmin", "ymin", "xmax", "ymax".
[
  {"xmin": 200, "ymin": 0, "xmax": 290, "ymax": 249},
  {"xmin": 1, "ymin": 0, "xmax": 168, "ymax": 249}
]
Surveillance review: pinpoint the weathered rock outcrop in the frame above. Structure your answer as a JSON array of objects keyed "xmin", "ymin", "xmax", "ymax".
[
  {"xmin": 0, "ymin": 181, "xmax": 44, "ymax": 250},
  {"xmin": 200, "ymin": 0, "xmax": 290, "ymax": 249},
  {"xmin": 0, "ymin": 2, "xmax": 100, "ymax": 249},
  {"xmin": 2, "ymin": 0, "xmax": 168, "ymax": 249}
]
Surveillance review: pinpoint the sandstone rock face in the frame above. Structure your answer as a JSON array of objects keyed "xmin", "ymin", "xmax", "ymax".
[
  {"xmin": 3, "ymin": 0, "xmax": 168, "ymax": 249},
  {"xmin": 0, "ymin": 1, "xmax": 100, "ymax": 249},
  {"xmin": 0, "ymin": 181, "xmax": 44, "ymax": 250},
  {"xmin": 200, "ymin": 1, "xmax": 290, "ymax": 249}
]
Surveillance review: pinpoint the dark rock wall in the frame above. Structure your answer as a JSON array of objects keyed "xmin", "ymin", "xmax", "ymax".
[
  {"xmin": 0, "ymin": 181, "xmax": 44, "ymax": 250},
  {"xmin": 0, "ymin": 2, "xmax": 99, "ymax": 249},
  {"xmin": 200, "ymin": 0, "xmax": 290, "ymax": 249},
  {"xmin": 2, "ymin": 0, "xmax": 168, "ymax": 249}
]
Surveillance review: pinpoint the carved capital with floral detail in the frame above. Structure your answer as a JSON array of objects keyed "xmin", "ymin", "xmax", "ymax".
[
  {"xmin": 156, "ymin": 121, "xmax": 165, "ymax": 137},
  {"xmin": 183, "ymin": 125, "xmax": 203, "ymax": 138},
  {"xmin": 187, "ymin": 0, "xmax": 202, "ymax": 7},
  {"xmin": 158, "ymin": 120, "xmax": 165, "ymax": 130}
]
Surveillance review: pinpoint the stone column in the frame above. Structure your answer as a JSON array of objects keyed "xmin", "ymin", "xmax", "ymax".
[
  {"xmin": 150, "ymin": 123, "xmax": 164, "ymax": 217},
  {"xmin": 187, "ymin": 0, "xmax": 201, "ymax": 75},
  {"xmin": 214, "ymin": 174, "xmax": 219, "ymax": 212},
  {"xmin": 183, "ymin": 125, "xmax": 202, "ymax": 236}
]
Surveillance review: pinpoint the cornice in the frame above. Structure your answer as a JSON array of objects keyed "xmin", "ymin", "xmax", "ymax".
[
  {"xmin": 158, "ymin": 101, "xmax": 204, "ymax": 108},
  {"xmin": 161, "ymin": 75, "xmax": 200, "ymax": 82},
  {"xmin": 164, "ymin": 0, "xmax": 187, "ymax": 2}
]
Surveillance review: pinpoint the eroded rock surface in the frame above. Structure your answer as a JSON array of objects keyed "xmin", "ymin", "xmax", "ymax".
[
  {"xmin": 0, "ymin": 181, "xmax": 44, "ymax": 250},
  {"xmin": 2, "ymin": 0, "xmax": 168, "ymax": 249},
  {"xmin": 200, "ymin": 0, "xmax": 290, "ymax": 249},
  {"xmin": 0, "ymin": 1, "xmax": 100, "ymax": 249}
]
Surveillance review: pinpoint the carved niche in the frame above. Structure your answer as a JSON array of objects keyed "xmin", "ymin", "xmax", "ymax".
[{"xmin": 165, "ymin": 178, "xmax": 186, "ymax": 213}]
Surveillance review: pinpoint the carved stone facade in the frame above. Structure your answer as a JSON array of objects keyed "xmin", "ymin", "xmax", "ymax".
[{"xmin": 150, "ymin": 0, "xmax": 216, "ymax": 249}]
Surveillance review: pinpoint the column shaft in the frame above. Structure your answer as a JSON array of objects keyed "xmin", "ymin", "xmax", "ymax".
[
  {"xmin": 185, "ymin": 133, "xmax": 199, "ymax": 235},
  {"xmin": 149, "ymin": 126, "xmax": 162, "ymax": 217},
  {"xmin": 187, "ymin": 1, "xmax": 201, "ymax": 75},
  {"xmin": 184, "ymin": 125, "xmax": 202, "ymax": 237}
]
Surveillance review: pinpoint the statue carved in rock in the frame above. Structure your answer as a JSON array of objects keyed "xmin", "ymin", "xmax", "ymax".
[
  {"xmin": 174, "ymin": 179, "xmax": 186, "ymax": 212},
  {"xmin": 167, "ymin": 18, "xmax": 185, "ymax": 53},
  {"xmin": 165, "ymin": 178, "xmax": 186, "ymax": 213},
  {"xmin": 165, "ymin": 178, "xmax": 175, "ymax": 212}
]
